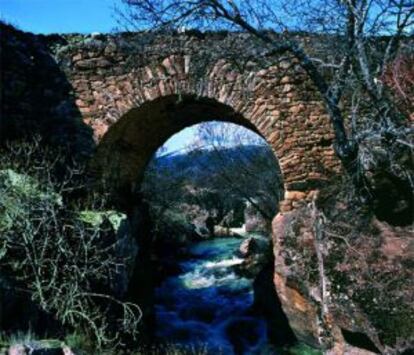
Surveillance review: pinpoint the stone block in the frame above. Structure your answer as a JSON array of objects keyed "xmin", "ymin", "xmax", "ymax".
[{"xmin": 285, "ymin": 190, "xmax": 307, "ymax": 201}]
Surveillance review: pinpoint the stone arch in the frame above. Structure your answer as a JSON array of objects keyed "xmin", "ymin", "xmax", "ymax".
[
  {"xmin": 92, "ymin": 94, "xmax": 271, "ymax": 205},
  {"xmin": 91, "ymin": 90, "xmax": 338, "ymax": 212},
  {"xmin": 65, "ymin": 46, "xmax": 342, "ymax": 210}
]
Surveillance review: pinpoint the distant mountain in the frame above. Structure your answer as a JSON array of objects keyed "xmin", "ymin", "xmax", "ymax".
[
  {"xmin": 142, "ymin": 143, "xmax": 282, "ymax": 231},
  {"xmin": 148, "ymin": 144, "xmax": 278, "ymax": 182}
]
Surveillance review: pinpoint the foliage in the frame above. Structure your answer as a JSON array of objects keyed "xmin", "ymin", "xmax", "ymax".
[
  {"xmin": 0, "ymin": 330, "xmax": 35, "ymax": 347},
  {"xmin": 64, "ymin": 332, "xmax": 96, "ymax": 353},
  {"xmin": 78, "ymin": 210, "xmax": 127, "ymax": 231},
  {"xmin": 0, "ymin": 138, "xmax": 141, "ymax": 349}
]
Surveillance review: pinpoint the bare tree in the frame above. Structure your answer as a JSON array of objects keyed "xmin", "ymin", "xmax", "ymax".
[
  {"xmin": 119, "ymin": 0, "xmax": 414, "ymax": 220},
  {"xmin": 140, "ymin": 147, "xmax": 191, "ymax": 237},
  {"xmin": 186, "ymin": 121, "xmax": 282, "ymax": 222}
]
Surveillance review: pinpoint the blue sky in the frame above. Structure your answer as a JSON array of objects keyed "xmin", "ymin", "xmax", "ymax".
[
  {"xmin": 0, "ymin": 0, "xmax": 199, "ymax": 152},
  {"xmin": 163, "ymin": 127, "xmax": 198, "ymax": 154},
  {"xmin": 0, "ymin": 0, "xmax": 123, "ymax": 34}
]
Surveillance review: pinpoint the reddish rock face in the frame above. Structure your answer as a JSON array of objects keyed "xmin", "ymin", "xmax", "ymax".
[
  {"xmin": 272, "ymin": 187, "xmax": 414, "ymax": 354},
  {"xmin": 272, "ymin": 211, "xmax": 324, "ymax": 348},
  {"xmin": 273, "ymin": 272, "xmax": 322, "ymax": 347}
]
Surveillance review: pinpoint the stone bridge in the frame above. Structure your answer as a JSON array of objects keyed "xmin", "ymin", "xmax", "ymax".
[
  {"xmin": 45, "ymin": 31, "xmax": 342, "ymax": 210},
  {"xmin": 4, "ymin": 24, "xmax": 413, "ymax": 353}
]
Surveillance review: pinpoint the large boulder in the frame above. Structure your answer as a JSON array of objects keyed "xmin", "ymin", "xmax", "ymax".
[
  {"xmin": 239, "ymin": 237, "xmax": 259, "ymax": 257},
  {"xmin": 272, "ymin": 185, "xmax": 414, "ymax": 354},
  {"xmin": 234, "ymin": 237, "xmax": 272, "ymax": 278}
]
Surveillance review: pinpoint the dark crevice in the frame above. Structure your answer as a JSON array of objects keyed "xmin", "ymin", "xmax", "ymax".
[
  {"xmin": 341, "ymin": 328, "xmax": 381, "ymax": 354},
  {"xmin": 371, "ymin": 173, "xmax": 413, "ymax": 226},
  {"xmin": 253, "ymin": 261, "xmax": 297, "ymax": 347}
]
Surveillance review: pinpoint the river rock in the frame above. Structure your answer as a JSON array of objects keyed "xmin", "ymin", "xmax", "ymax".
[
  {"xmin": 8, "ymin": 345, "xmax": 26, "ymax": 355},
  {"xmin": 233, "ymin": 237, "xmax": 272, "ymax": 278},
  {"xmin": 239, "ymin": 237, "xmax": 259, "ymax": 257}
]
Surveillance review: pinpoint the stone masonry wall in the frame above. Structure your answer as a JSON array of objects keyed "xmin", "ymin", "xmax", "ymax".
[
  {"xmin": 43, "ymin": 31, "xmax": 342, "ymax": 206},
  {"xmin": 1, "ymin": 24, "xmax": 342, "ymax": 206}
]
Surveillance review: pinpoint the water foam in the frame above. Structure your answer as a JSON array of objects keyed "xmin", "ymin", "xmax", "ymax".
[{"xmin": 204, "ymin": 257, "xmax": 244, "ymax": 269}]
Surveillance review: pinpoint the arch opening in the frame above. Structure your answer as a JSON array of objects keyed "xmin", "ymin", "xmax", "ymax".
[
  {"xmin": 139, "ymin": 121, "xmax": 297, "ymax": 352},
  {"xmin": 92, "ymin": 95, "xmax": 277, "ymax": 211}
]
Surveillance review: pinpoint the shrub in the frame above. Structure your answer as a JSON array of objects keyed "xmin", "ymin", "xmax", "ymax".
[{"xmin": 0, "ymin": 138, "xmax": 141, "ymax": 348}]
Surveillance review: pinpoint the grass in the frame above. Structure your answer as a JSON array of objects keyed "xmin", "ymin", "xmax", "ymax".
[
  {"xmin": 0, "ymin": 330, "xmax": 35, "ymax": 347},
  {"xmin": 1, "ymin": 331, "xmax": 212, "ymax": 355},
  {"xmin": 64, "ymin": 332, "xmax": 95, "ymax": 353}
]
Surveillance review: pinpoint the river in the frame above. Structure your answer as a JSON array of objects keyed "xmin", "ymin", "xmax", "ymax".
[{"xmin": 154, "ymin": 236, "xmax": 270, "ymax": 354}]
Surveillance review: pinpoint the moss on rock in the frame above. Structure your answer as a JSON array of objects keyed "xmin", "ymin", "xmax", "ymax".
[{"xmin": 78, "ymin": 210, "xmax": 127, "ymax": 232}]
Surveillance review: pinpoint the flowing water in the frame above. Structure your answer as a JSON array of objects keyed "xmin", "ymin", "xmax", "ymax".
[{"xmin": 154, "ymin": 237, "xmax": 269, "ymax": 354}]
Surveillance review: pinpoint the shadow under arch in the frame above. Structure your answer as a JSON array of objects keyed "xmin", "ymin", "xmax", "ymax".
[{"xmin": 92, "ymin": 94, "xmax": 282, "ymax": 212}]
